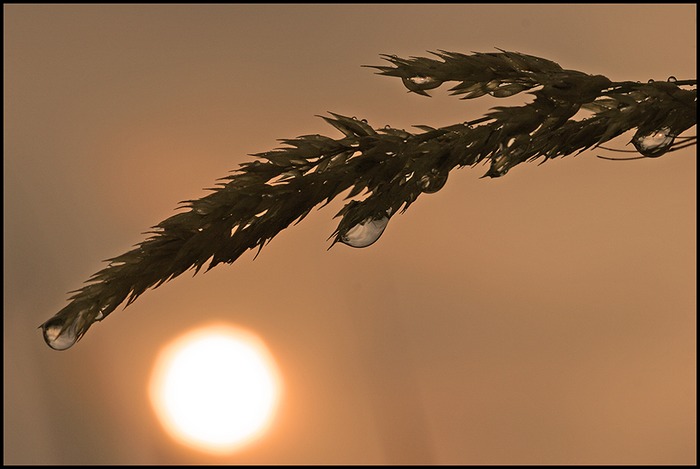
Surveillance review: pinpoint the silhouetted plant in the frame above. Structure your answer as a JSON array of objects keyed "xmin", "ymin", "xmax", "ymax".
[{"xmin": 41, "ymin": 50, "xmax": 697, "ymax": 350}]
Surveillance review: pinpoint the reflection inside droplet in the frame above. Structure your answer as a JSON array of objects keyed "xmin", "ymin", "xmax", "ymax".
[
  {"xmin": 408, "ymin": 76, "xmax": 436, "ymax": 85},
  {"xmin": 419, "ymin": 168, "xmax": 448, "ymax": 193},
  {"xmin": 340, "ymin": 215, "xmax": 390, "ymax": 248},
  {"xmin": 632, "ymin": 127, "xmax": 675, "ymax": 157},
  {"xmin": 42, "ymin": 316, "xmax": 80, "ymax": 351}
]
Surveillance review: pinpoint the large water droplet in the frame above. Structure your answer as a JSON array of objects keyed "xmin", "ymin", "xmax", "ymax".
[
  {"xmin": 419, "ymin": 168, "xmax": 448, "ymax": 194},
  {"xmin": 401, "ymin": 76, "xmax": 443, "ymax": 95},
  {"xmin": 632, "ymin": 127, "xmax": 675, "ymax": 157},
  {"xmin": 667, "ymin": 76, "xmax": 677, "ymax": 83},
  {"xmin": 41, "ymin": 316, "xmax": 80, "ymax": 351},
  {"xmin": 340, "ymin": 214, "xmax": 390, "ymax": 248}
]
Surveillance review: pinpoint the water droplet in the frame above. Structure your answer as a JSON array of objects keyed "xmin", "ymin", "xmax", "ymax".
[
  {"xmin": 361, "ymin": 119, "xmax": 368, "ymax": 124},
  {"xmin": 419, "ymin": 168, "xmax": 448, "ymax": 194},
  {"xmin": 42, "ymin": 316, "xmax": 80, "ymax": 350},
  {"xmin": 632, "ymin": 127, "xmax": 675, "ymax": 157},
  {"xmin": 401, "ymin": 76, "xmax": 443, "ymax": 95},
  {"xmin": 340, "ymin": 214, "xmax": 390, "ymax": 248},
  {"xmin": 667, "ymin": 76, "xmax": 677, "ymax": 83},
  {"xmin": 648, "ymin": 79, "xmax": 655, "ymax": 83},
  {"xmin": 384, "ymin": 124, "xmax": 391, "ymax": 129}
]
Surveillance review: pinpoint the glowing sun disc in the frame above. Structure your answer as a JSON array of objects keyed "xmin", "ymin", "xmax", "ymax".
[{"xmin": 149, "ymin": 324, "xmax": 282, "ymax": 454}]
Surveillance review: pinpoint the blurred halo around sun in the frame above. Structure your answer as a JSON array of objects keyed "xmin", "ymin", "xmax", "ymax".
[{"xmin": 149, "ymin": 324, "xmax": 282, "ymax": 455}]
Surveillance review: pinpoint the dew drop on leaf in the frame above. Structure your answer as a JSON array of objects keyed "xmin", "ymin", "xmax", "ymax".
[
  {"xmin": 339, "ymin": 215, "xmax": 390, "ymax": 248},
  {"xmin": 419, "ymin": 168, "xmax": 448, "ymax": 194},
  {"xmin": 401, "ymin": 76, "xmax": 443, "ymax": 95},
  {"xmin": 667, "ymin": 76, "xmax": 677, "ymax": 83},
  {"xmin": 632, "ymin": 127, "xmax": 675, "ymax": 157},
  {"xmin": 41, "ymin": 317, "xmax": 80, "ymax": 350},
  {"xmin": 648, "ymin": 79, "xmax": 655, "ymax": 83}
]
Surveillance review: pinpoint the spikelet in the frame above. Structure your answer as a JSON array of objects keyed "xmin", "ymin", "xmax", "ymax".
[{"xmin": 41, "ymin": 50, "xmax": 696, "ymax": 350}]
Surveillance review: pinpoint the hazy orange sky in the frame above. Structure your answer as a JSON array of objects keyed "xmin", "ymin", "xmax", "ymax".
[{"xmin": 4, "ymin": 4, "xmax": 696, "ymax": 464}]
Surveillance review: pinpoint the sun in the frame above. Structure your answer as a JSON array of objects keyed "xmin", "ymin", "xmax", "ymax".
[{"xmin": 149, "ymin": 324, "xmax": 282, "ymax": 454}]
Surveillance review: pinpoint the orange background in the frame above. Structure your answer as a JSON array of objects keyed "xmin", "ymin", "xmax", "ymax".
[{"xmin": 4, "ymin": 4, "xmax": 696, "ymax": 464}]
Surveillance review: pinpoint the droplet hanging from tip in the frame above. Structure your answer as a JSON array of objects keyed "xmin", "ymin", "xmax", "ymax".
[
  {"xmin": 632, "ymin": 127, "xmax": 675, "ymax": 157},
  {"xmin": 419, "ymin": 168, "xmax": 449, "ymax": 194},
  {"xmin": 41, "ymin": 316, "xmax": 81, "ymax": 351},
  {"xmin": 401, "ymin": 76, "xmax": 443, "ymax": 95},
  {"xmin": 339, "ymin": 214, "xmax": 390, "ymax": 248}
]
